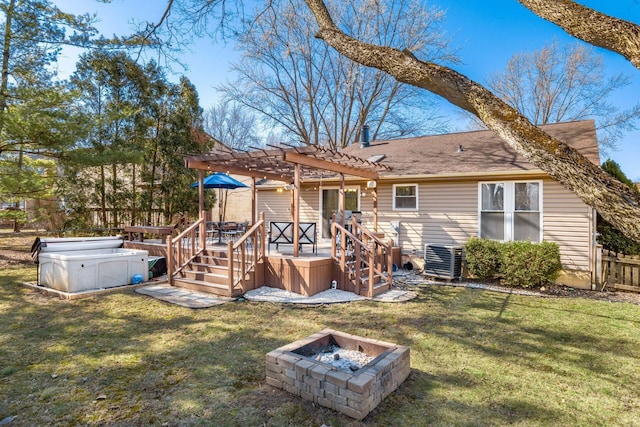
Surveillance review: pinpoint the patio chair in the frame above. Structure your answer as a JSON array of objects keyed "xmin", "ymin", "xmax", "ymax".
[
  {"xmin": 268, "ymin": 222, "xmax": 294, "ymax": 253},
  {"xmin": 299, "ymin": 222, "xmax": 317, "ymax": 254},
  {"xmin": 268, "ymin": 221, "xmax": 316, "ymax": 254},
  {"xmin": 205, "ymin": 221, "xmax": 218, "ymax": 243},
  {"xmin": 220, "ymin": 221, "xmax": 239, "ymax": 241}
]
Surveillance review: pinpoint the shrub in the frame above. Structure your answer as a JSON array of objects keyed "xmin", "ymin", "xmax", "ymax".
[
  {"xmin": 464, "ymin": 237, "xmax": 501, "ymax": 280},
  {"xmin": 499, "ymin": 241, "xmax": 561, "ymax": 288},
  {"xmin": 464, "ymin": 238, "xmax": 562, "ymax": 288}
]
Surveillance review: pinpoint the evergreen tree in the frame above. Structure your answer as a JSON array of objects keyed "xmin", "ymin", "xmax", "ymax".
[
  {"xmin": 598, "ymin": 160, "xmax": 640, "ymax": 255},
  {"xmin": 0, "ymin": 0, "xmax": 97, "ymax": 227},
  {"xmin": 156, "ymin": 77, "xmax": 213, "ymax": 223},
  {"xmin": 68, "ymin": 50, "xmax": 147, "ymax": 228}
]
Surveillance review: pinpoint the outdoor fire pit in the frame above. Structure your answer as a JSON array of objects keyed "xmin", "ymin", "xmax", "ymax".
[{"xmin": 265, "ymin": 328, "xmax": 410, "ymax": 420}]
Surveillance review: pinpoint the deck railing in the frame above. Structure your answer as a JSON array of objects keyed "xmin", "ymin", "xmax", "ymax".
[
  {"xmin": 227, "ymin": 212, "xmax": 266, "ymax": 294},
  {"xmin": 167, "ymin": 213, "xmax": 206, "ymax": 284},
  {"xmin": 602, "ymin": 249, "xmax": 640, "ymax": 292},
  {"xmin": 331, "ymin": 215, "xmax": 393, "ymax": 297}
]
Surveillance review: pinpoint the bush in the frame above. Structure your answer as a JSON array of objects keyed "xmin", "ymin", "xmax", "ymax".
[
  {"xmin": 464, "ymin": 238, "xmax": 562, "ymax": 288},
  {"xmin": 465, "ymin": 237, "xmax": 501, "ymax": 280},
  {"xmin": 499, "ymin": 241, "xmax": 561, "ymax": 288}
]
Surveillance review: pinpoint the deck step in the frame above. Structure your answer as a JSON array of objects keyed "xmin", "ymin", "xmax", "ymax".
[
  {"xmin": 189, "ymin": 262, "xmax": 230, "ymax": 275},
  {"xmin": 359, "ymin": 274, "xmax": 382, "ymax": 284},
  {"xmin": 195, "ymin": 254, "xmax": 229, "ymax": 265},
  {"xmin": 182, "ymin": 269, "xmax": 229, "ymax": 284},
  {"xmin": 173, "ymin": 277, "xmax": 233, "ymax": 297},
  {"xmin": 360, "ymin": 281, "xmax": 391, "ymax": 297},
  {"xmin": 195, "ymin": 254, "xmax": 249, "ymax": 266}
]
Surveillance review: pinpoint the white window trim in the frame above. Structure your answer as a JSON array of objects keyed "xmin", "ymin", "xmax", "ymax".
[
  {"xmin": 478, "ymin": 180, "xmax": 543, "ymax": 242},
  {"xmin": 392, "ymin": 183, "xmax": 419, "ymax": 211}
]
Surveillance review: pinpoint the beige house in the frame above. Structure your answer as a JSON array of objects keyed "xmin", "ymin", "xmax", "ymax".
[{"xmin": 256, "ymin": 120, "xmax": 600, "ymax": 288}]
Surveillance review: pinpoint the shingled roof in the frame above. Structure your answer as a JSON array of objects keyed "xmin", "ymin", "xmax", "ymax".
[{"xmin": 340, "ymin": 120, "xmax": 599, "ymax": 178}]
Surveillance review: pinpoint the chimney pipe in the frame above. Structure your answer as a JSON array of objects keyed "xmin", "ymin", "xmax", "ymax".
[{"xmin": 360, "ymin": 124, "xmax": 370, "ymax": 148}]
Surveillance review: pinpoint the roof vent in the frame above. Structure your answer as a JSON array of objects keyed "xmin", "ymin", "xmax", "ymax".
[
  {"xmin": 456, "ymin": 144, "xmax": 464, "ymax": 153},
  {"xmin": 360, "ymin": 124, "xmax": 370, "ymax": 148},
  {"xmin": 367, "ymin": 154, "xmax": 385, "ymax": 163}
]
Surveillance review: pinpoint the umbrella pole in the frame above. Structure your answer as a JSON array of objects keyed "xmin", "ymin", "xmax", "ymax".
[{"xmin": 218, "ymin": 188, "xmax": 222, "ymax": 244}]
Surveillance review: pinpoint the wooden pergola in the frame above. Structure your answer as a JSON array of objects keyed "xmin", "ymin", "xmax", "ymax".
[{"xmin": 184, "ymin": 145, "xmax": 390, "ymax": 257}]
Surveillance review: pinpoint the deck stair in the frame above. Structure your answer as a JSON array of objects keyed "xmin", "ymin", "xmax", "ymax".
[
  {"xmin": 173, "ymin": 249, "xmax": 248, "ymax": 297},
  {"xmin": 332, "ymin": 217, "xmax": 394, "ymax": 298},
  {"xmin": 167, "ymin": 212, "xmax": 266, "ymax": 299}
]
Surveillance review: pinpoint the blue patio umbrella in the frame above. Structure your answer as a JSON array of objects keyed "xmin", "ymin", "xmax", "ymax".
[{"xmin": 191, "ymin": 172, "xmax": 249, "ymax": 243}]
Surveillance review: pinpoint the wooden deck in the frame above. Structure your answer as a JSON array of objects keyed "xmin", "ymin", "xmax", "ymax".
[
  {"xmin": 124, "ymin": 238, "xmax": 396, "ymax": 297},
  {"xmin": 124, "ymin": 240, "xmax": 167, "ymax": 258},
  {"xmin": 124, "ymin": 239, "xmax": 335, "ymax": 296},
  {"xmin": 265, "ymin": 254, "xmax": 333, "ymax": 296}
]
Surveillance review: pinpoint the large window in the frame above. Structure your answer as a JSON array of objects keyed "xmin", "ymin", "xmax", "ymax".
[
  {"xmin": 393, "ymin": 184, "xmax": 418, "ymax": 210},
  {"xmin": 479, "ymin": 181, "xmax": 541, "ymax": 242}
]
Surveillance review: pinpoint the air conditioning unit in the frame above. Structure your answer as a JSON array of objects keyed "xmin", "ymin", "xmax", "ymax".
[{"xmin": 423, "ymin": 244, "xmax": 463, "ymax": 280}]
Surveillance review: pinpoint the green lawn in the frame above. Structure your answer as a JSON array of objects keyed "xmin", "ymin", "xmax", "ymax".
[{"xmin": 1, "ymin": 250, "xmax": 640, "ymax": 425}]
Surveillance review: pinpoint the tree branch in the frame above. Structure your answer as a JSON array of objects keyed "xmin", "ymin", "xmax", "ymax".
[
  {"xmin": 304, "ymin": 0, "xmax": 640, "ymax": 243},
  {"xmin": 517, "ymin": 0, "xmax": 640, "ymax": 69}
]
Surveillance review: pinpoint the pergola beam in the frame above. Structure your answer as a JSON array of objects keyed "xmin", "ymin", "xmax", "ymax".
[
  {"xmin": 185, "ymin": 158, "xmax": 292, "ymax": 182},
  {"xmin": 283, "ymin": 151, "xmax": 379, "ymax": 180}
]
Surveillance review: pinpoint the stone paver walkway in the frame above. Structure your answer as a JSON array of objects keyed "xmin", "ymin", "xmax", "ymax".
[
  {"xmin": 244, "ymin": 286, "xmax": 417, "ymax": 304},
  {"xmin": 136, "ymin": 283, "xmax": 417, "ymax": 307},
  {"xmin": 371, "ymin": 288, "xmax": 418, "ymax": 302},
  {"xmin": 135, "ymin": 283, "xmax": 234, "ymax": 308}
]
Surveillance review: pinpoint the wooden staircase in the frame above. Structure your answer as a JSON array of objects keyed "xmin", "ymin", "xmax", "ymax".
[
  {"xmin": 173, "ymin": 249, "xmax": 248, "ymax": 297},
  {"xmin": 166, "ymin": 213, "xmax": 266, "ymax": 298},
  {"xmin": 332, "ymin": 217, "xmax": 394, "ymax": 298}
]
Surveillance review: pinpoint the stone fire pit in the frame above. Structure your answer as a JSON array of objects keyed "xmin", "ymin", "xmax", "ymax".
[{"xmin": 265, "ymin": 328, "xmax": 410, "ymax": 420}]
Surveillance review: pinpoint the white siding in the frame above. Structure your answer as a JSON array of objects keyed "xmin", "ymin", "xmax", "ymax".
[
  {"xmin": 257, "ymin": 177, "xmax": 593, "ymax": 272},
  {"xmin": 299, "ymin": 188, "xmax": 319, "ymax": 222},
  {"xmin": 367, "ymin": 181, "xmax": 478, "ymax": 253},
  {"xmin": 542, "ymin": 178, "xmax": 592, "ymax": 271},
  {"xmin": 257, "ymin": 185, "xmax": 320, "ymax": 224},
  {"xmin": 258, "ymin": 189, "xmax": 291, "ymax": 224}
]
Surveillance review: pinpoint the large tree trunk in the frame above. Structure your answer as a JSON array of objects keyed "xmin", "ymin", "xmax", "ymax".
[
  {"xmin": 517, "ymin": 0, "xmax": 640, "ymax": 69},
  {"xmin": 304, "ymin": 0, "xmax": 640, "ymax": 243},
  {"xmin": 100, "ymin": 165, "xmax": 107, "ymax": 227}
]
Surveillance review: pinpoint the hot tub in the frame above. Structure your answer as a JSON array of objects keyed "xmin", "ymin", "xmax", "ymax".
[{"xmin": 39, "ymin": 248, "xmax": 149, "ymax": 293}]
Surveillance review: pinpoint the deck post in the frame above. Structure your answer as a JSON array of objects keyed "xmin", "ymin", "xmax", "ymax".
[
  {"xmin": 252, "ymin": 177, "xmax": 257, "ymax": 225},
  {"xmin": 373, "ymin": 181, "xmax": 378, "ymax": 232},
  {"xmin": 198, "ymin": 170, "xmax": 204, "ymax": 215},
  {"xmin": 339, "ymin": 174, "xmax": 345, "ymax": 229},
  {"xmin": 387, "ymin": 239, "xmax": 394, "ymax": 290},
  {"xmin": 260, "ymin": 212, "xmax": 265, "ymax": 260},
  {"xmin": 331, "ymin": 218, "xmax": 337, "ymax": 260},
  {"xmin": 167, "ymin": 238, "xmax": 173, "ymax": 285},
  {"xmin": 368, "ymin": 242, "xmax": 375, "ymax": 297},
  {"xmin": 293, "ymin": 163, "xmax": 300, "ymax": 257},
  {"xmin": 228, "ymin": 240, "xmax": 234, "ymax": 294},
  {"xmin": 200, "ymin": 210, "xmax": 206, "ymax": 249}
]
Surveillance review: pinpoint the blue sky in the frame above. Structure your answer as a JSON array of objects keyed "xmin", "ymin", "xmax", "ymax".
[{"xmin": 55, "ymin": 0, "xmax": 640, "ymax": 180}]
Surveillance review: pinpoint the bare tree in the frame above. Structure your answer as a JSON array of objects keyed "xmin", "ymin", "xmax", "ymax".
[
  {"xmin": 203, "ymin": 100, "xmax": 262, "ymax": 151},
  {"xmin": 486, "ymin": 40, "xmax": 640, "ymax": 151},
  {"xmin": 110, "ymin": 0, "xmax": 640, "ymax": 243},
  {"xmin": 218, "ymin": 0, "xmax": 454, "ymax": 148},
  {"xmin": 516, "ymin": 0, "xmax": 640, "ymax": 69},
  {"xmin": 302, "ymin": 0, "xmax": 640, "ymax": 243}
]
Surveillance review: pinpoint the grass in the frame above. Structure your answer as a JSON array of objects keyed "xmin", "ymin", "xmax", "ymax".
[{"xmin": 1, "ymin": 237, "xmax": 640, "ymax": 426}]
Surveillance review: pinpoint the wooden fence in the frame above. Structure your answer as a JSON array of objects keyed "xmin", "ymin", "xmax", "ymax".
[{"xmin": 602, "ymin": 249, "xmax": 640, "ymax": 293}]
